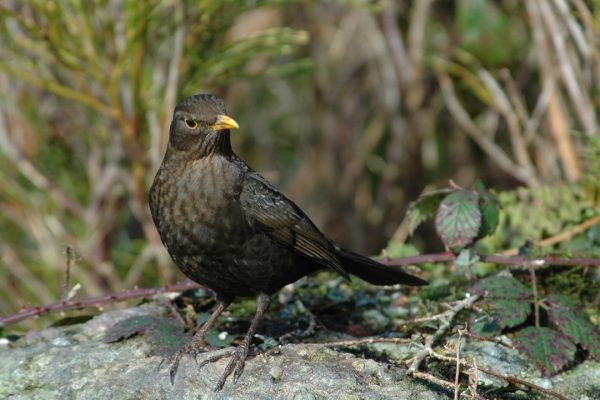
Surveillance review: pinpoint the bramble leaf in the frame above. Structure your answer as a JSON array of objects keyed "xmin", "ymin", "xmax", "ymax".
[
  {"xmin": 435, "ymin": 190, "xmax": 481, "ymax": 250},
  {"xmin": 546, "ymin": 294, "xmax": 600, "ymax": 359},
  {"xmin": 470, "ymin": 276, "xmax": 531, "ymax": 299},
  {"xmin": 407, "ymin": 188, "xmax": 454, "ymax": 234},
  {"xmin": 475, "ymin": 180, "xmax": 499, "ymax": 238},
  {"xmin": 513, "ymin": 326, "xmax": 576, "ymax": 376},
  {"xmin": 470, "ymin": 299, "xmax": 530, "ymax": 337}
]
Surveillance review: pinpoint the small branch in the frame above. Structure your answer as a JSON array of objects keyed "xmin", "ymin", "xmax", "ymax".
[
  {"xmin": 407, "ymin": 295, "xmax": 480, "ymax": 374},
  {"xmin": 380, "ymin": 252, "xmax": 600, "ymax": 268},
  {"xmin": 0, "ymin": 281, "xmax": 202, "ymax": 327},
  {"xmin": 411, "ymin": 370, "xmax": 456, "ymax": 391},
  {"xmin": 454, "ymin": 327, "xmax": 465, "ymax": 400},
  {"xmin": 428, "ymin": 351, "xmax": 570, "ymax": 400},
  {"xmin": 307, "ymin": 337, "xmax": 412, "ymax": 348}
]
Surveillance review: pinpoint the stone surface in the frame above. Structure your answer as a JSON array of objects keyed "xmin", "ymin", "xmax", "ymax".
[{"xmin": 1, "ymin": 305, "xmax": 599, "ymax": 399}]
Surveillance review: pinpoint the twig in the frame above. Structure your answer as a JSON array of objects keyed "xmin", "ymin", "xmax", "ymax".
[
  {"xmin": 428, "ymin": 351, "xmax": 569, "ymax": 400},
  {"xmin": 380, "ymin": 252, "xmax": 600, "ymax": 268},
  {"xmin": 411, "ymin": 369, "xmax": 456, "ymax": 391},
  {"xmin": 454, "ymin": 327, "xmax": 465, "ymax": 400},
  {"xmin": 437, "ymin": 72, "xmax": 536, "ymax": 186},
  {"xmin": 61, "ymin": 245, "xmax": 75, "ymax": 301},
  {"xmin": 306, "ymin": 337, "xmax": 412, "ymax": 348},
  {"xmin": 407, "ymin": 295, "xmax": 480, "ymax": 374},
  {"xmin": 0, "ymin": 281, "xmax": 202, "ymax": 327}
]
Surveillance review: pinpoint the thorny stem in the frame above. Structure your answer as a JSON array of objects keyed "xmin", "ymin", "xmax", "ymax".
[
  {"xmin": 0, "ymin": 281, "xmax": 202, "ymax": 327},
  {"xmin": 3, "ymin": 251, "xmax": 600, "ymax": 327}
]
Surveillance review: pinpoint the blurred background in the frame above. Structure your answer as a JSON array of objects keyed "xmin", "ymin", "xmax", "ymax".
[{"xmin": 1, "ymin": 0, "xmax": 598, "ymax": 325}]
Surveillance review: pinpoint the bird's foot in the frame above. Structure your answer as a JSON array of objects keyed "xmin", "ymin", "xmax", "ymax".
[
  {"xmin": 211, "ymin": 341, "xmax": 252, "ymax": 391},
  {"xmin": 166, "ymin": 338, "xmax": 217, "ymax": 384},
  {"xmin": 167, "ymin": 343, "xmax": 253, "ymax": 391}
]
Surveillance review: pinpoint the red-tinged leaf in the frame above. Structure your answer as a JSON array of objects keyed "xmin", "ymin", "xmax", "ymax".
[
  {"xmin": 407, "ymin": 188, "xmax": 455, "ymax": 234},
  {"xmin": 546, "ymin": 294, "xmax": 600, "ymax": 359},
  {"xmin": 435, "ymin": 190, "xmax": 481, "ymax": 250},
  {"xmin": 470, "ymin": 276, "xmax": 531, "ymax": 299},
  {"xmin": 513, "ymin": 327, "xmax": 576, "ymax": 376}
]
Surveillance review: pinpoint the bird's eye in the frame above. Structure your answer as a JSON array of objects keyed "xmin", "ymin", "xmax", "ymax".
[{"xmin": 184, "ymin": 118, "xmax": 198, "ymax": 129}]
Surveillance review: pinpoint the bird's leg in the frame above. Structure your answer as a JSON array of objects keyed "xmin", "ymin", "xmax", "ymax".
[
  {"xmin": 168, "ymin": 299, "xmax": 229, "ymax": 384},
  {"xmin": 214, "ymin": 292, "xmax": 271, "ymax": 391}
]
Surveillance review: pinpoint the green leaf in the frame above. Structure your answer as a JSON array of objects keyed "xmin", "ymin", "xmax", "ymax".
[
  {"xmin": 513, "ymin": 327, "xmax": 576, "ymax": 376},
  {"xmin": 546, "ymin": 294, "xmax": 600, "ymax": 359},
  {"xmin": 476, "ymin": 181, "xmax": 500, "ymax": 238},
  {"xmin": 470, "ymin": 276, "xmax": 531, "ymax": 299},
  {"xmin": 435, "ymin": 190, "xmax": 481, "ymax": 250},
  {"xmin": 407, "ymin": 188, "xmax": 454, "ymax": 234},
  {"xmin": 470, "ymin": 311, "xmax": 503, "ymax": 337},
  {"xmin": 470, "ymin": 299, "xmax": 530, "ymax": 337}
]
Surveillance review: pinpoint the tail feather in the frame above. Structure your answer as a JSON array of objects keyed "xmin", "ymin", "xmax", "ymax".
[{"xmin": 340, "ymin": 250, "xmax": 428, "ymax": 286}]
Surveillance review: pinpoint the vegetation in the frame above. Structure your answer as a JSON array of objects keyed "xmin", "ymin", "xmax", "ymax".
[{"xmin": 1, "ymin": 1, "xmax": 599, "ymax": 397}]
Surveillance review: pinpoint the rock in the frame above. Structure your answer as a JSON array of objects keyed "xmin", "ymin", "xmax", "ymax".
[
  {"xmin": 0, "ymin": 307, "xmax": 444, "ymax": 400},
  {"xmin": 2, "ymin": 305, "xmax": 599, "ymax": 399}
]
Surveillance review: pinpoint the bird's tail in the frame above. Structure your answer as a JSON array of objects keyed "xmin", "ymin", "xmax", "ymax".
[{"xmin": 340, "ymin": 250, "xmax": 428, "ymax": 286}]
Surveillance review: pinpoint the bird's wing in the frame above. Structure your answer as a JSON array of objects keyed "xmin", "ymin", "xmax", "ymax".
[{"xmin": 240, "ymin": 172, "xmax": 349, "ymax": 279}]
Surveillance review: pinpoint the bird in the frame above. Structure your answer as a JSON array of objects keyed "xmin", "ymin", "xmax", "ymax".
[{"xmin": 149, "ymin": 93, "xmax": 427, "ymax": 390}]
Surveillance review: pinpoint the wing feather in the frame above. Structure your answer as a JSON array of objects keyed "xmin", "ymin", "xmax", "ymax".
[{"xmin": 240, "ymin": 173, "xmax": 349, "ymax": 278}]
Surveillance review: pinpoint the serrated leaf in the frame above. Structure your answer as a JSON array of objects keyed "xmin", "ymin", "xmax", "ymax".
[
  {"xmin": 514, "ymin": 327, "xmax": 576, "ymax": 376},
  {"xmin": 407, "ymin": 188, "xmax": 454, "ymax": 234},
  {"xmin": 435, "ymin": 190, "xmax": 481, "ymax": 250},
  {"xmin": 490, "ymin": 299, "xmax": 530, "ymax": 328},
  {"xmin": 470, "ymin": 299, "xmax": 530, "ymax": 337},
  {"xmin": 546, "ymin": 294, "xmax": 600, "ymax": 359},
  {"xmin": 470, "ymin": 276, "xmax": 531, "ymax": 299}
]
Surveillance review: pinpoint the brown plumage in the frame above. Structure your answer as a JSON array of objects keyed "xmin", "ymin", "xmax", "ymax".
[{"xmin": 149, "ymin": 93, "xmax": 427, "ymax": 390}]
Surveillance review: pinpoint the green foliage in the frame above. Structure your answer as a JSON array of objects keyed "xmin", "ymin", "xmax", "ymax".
[
  {"xmin": 481, "ymin": 183, "xmax": 599, "ymax": 252},
  {"xmin": 470, "ymin": 276, "xmax": 531, "ymax": 299},
  {"xmin": 410, "ymin": 182, "xmax": 499, "ymax": 252},
  {"xmin": 546, "ymin": 295, "xmax": 600, "ymax": 359},
  {"xmin": 407, "ymin": 188, "xmax": 453, "ymax": 235},
  {"xmin": 513, "ymin": 327, "xmax": 576, "ymax": 377},
  {"xmin": 456, "ymin": 0, "xmax": 527, "ymax": 67},
  {"xmin": 467, "ymin": 276, "xmax": 600, "ymax": 375},
  {"xmin": 470, "ymin": 299, "xmax": 530, "ymax": 337}
]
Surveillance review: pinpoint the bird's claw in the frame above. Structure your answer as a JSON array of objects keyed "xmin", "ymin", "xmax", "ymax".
[
  {"xmin": 165, "ymin": 340, "xmax": 217, "ymax": 384},
  {"xmin": 214, "ymin": 344, "xmax": 250, "ymax": 391}
]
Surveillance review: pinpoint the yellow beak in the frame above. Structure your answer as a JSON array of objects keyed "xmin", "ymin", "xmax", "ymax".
[{"xmin": 210, "ymin": 114, "xmax": 239, "ymax": 131}]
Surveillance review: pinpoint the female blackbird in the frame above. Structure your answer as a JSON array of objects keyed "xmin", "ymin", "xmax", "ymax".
[{"xmin": 149, "ymin": 93, "xmax": 427, "ymax": 390}]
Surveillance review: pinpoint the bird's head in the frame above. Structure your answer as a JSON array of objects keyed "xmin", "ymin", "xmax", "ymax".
[{"xmin": 168, "ymin": 94, "xmax": 239, "ymax": 157}]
